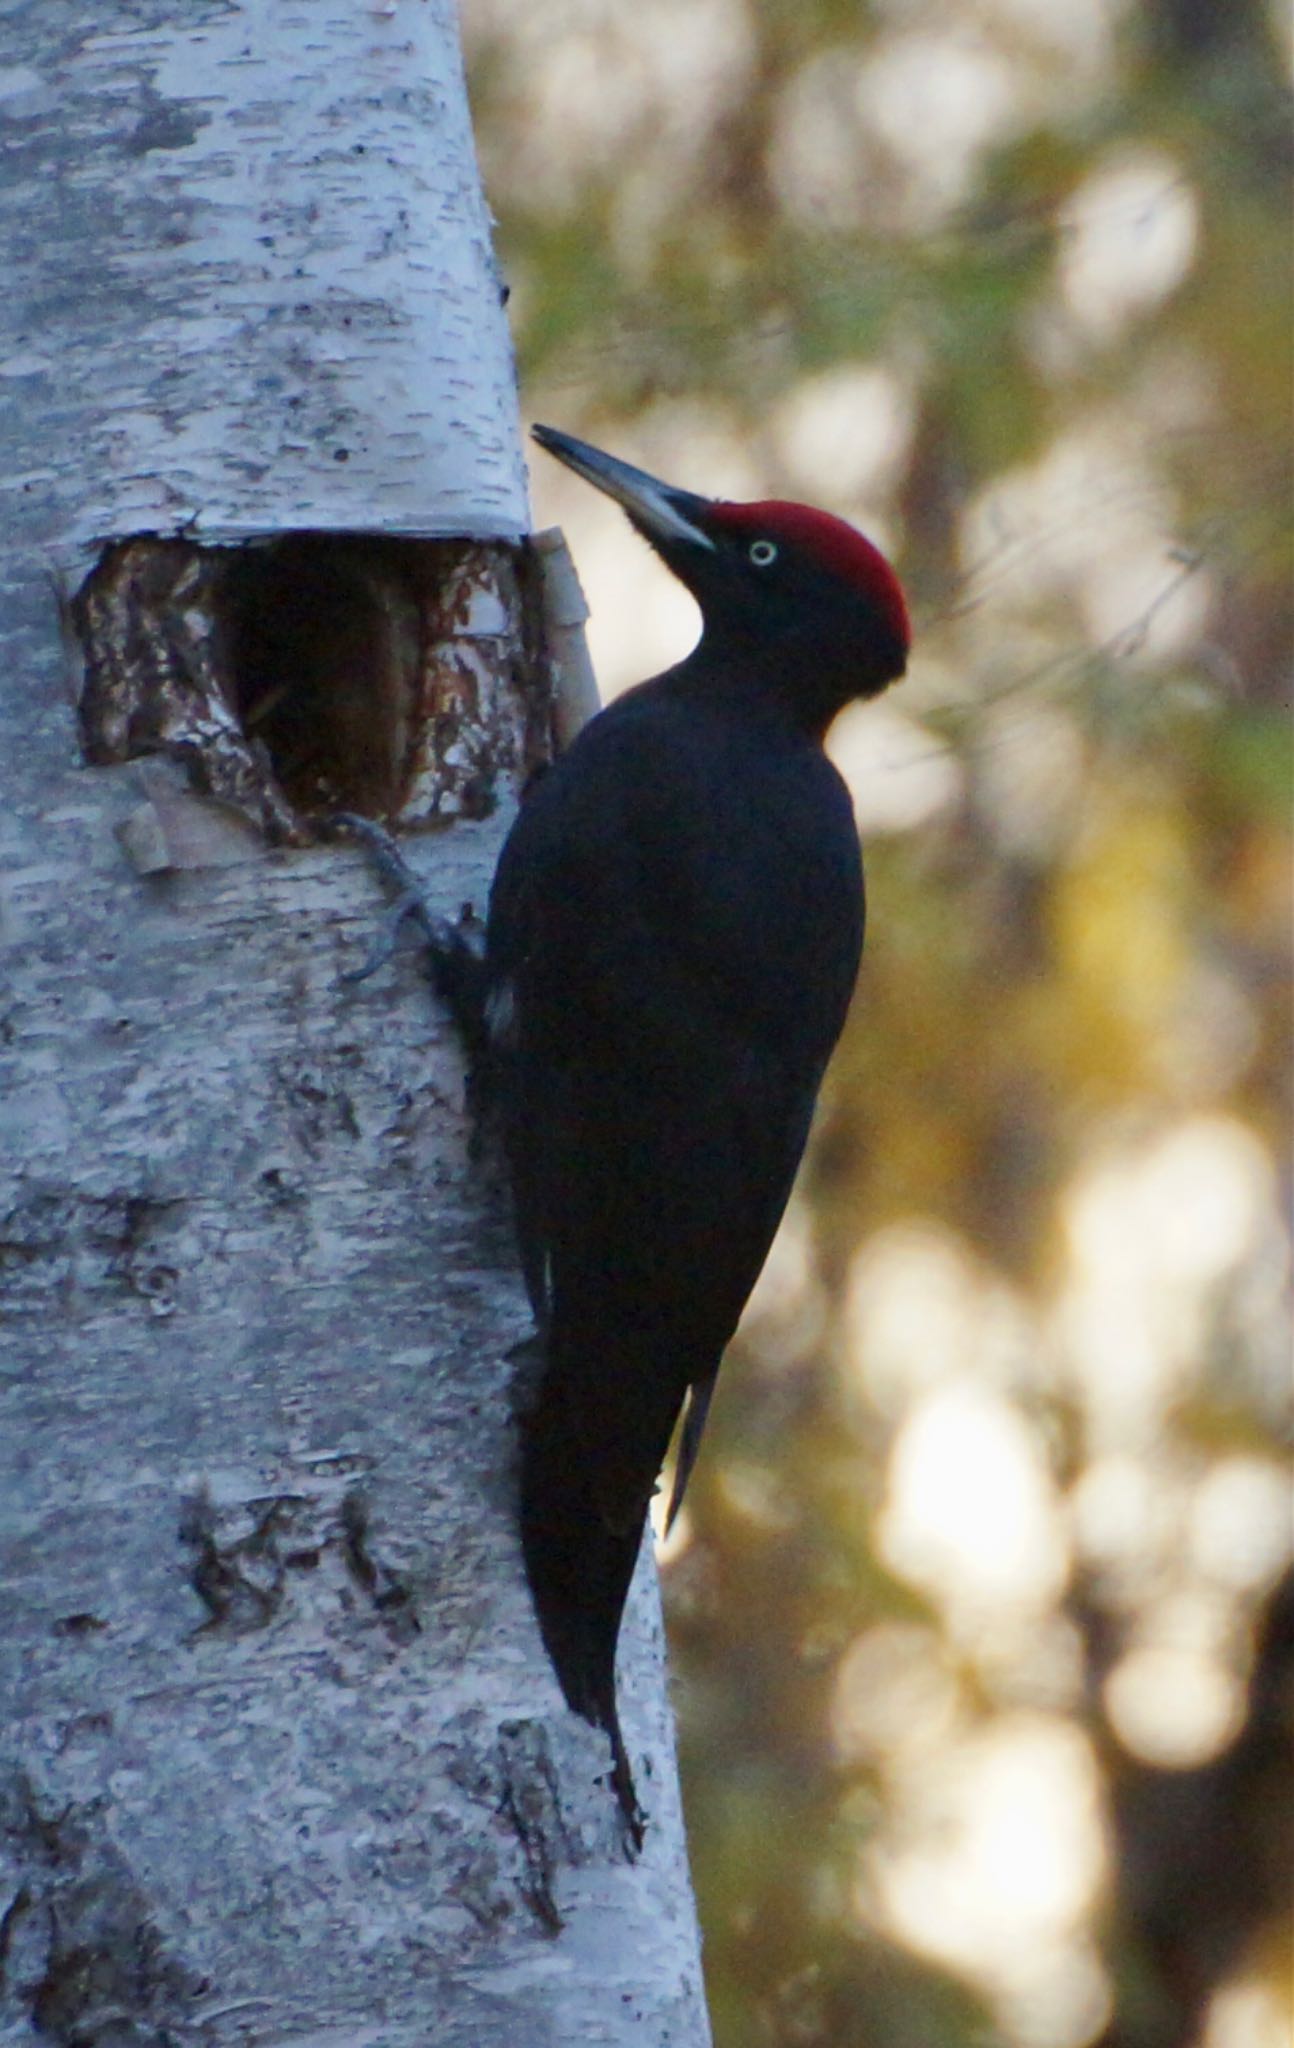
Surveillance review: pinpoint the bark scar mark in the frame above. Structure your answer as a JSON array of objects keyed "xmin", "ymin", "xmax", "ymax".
[
  {"xmin": 179, "ymin": 1489, "xmax": 309, "ymax": 1635},
  {"xmin": 341, "ymin": 1490, "xmax": 421, "ymax": 1641},
  {"xmin": 0, "ymin": 1187, "xmax": 186, "ymax": 1319},
  {"xmin": 495, "ymin": 1720, "xmax": 579, "ymax": 1937},
  {"xmin": 0, "ymin": 1769, "xmax": 208, "ymax": 2039},
  {"xmin": 178, "ymin": 1485, "xmax": 420, "ymax": 1643}
]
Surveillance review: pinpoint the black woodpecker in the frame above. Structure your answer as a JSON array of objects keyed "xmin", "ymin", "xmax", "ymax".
[{"xmin": 471, "ymin": 426, "xmax": 909, "ymax": 1841}]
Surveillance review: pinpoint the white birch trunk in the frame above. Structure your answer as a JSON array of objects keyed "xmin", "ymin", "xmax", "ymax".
[{"xmin": 0, "ymin": 5, "xmax": 711, "ymax": 2042}]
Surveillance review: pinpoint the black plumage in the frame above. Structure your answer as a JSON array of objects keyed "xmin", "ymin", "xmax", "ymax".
[{"xmin": 482, "ymin": 427, "xmax": 910, "ymax": 1840}]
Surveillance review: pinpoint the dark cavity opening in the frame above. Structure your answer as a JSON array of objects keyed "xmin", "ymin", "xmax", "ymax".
[
  {"xmin": 72, "ymin": 532, "xmax": 540, "ymax": 845},
  {"xmin": 223, "ymin": 539, "xmax": 416, "ymax": 821}
]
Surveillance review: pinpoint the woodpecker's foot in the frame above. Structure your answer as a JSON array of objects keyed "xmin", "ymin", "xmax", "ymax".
[
  {"xmin": 331, "ymin": 813, "xmax": 453, "ymax": 983},
  {"xmin": 333, "ymin": 812, "xmax": 494, "ymax": 1133}
]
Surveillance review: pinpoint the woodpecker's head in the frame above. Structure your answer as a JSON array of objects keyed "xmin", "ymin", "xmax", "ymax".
[{"xmin": 532, "ymin": 423, "xmax": 909, "ymax": 731}]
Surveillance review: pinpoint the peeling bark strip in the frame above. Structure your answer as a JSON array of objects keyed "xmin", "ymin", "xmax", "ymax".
[{"xmin": 71, "ymin": 535, "xmax": 553, "ymax": 846}]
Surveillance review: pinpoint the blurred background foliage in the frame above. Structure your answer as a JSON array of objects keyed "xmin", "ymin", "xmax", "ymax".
[{"xmin": 464, "ymin": 3, "xmax": 1292, "ymax": 2043}]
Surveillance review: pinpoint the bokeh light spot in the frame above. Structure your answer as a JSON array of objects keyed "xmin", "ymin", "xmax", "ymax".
[{"xmin": 878, "ymin": 1379, "xmax": 1068, "ymax": 1618}]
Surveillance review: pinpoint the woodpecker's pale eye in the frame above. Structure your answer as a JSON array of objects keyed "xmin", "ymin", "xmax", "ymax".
[{"xmin": 749, "ymin": 539, "xmax": 778, "ymax": 567}]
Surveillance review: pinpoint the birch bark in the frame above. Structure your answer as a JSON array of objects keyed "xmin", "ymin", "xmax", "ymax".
[{"xmin": 0, "ymin": 5, "xmax": 710, "ymax": 2042}]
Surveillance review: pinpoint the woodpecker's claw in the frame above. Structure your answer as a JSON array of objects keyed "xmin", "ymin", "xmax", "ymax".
[
  {"xmin": 330, "ymin": 811, "xmax": 417, "ymax": 891},
  {"xmin": 332, "ymin": 813, "xmax": 456, "ymax": 983},
  {"xmin": 332, "ymin": 813, "xmax": 492, "ymax": 1078},
  {"xmin": 340, "ymin": 887, "xmax": 437, "ymax": 985}
]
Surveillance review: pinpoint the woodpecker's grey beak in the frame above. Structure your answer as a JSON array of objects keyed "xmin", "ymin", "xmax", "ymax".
[{"xmin": 531, "ymin": 424, "xmax": 716, "ymax": 552}]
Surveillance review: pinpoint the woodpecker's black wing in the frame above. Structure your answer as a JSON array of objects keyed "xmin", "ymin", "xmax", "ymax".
[{"xmin": 486, "ymin": 669, "xmax": 864, "ymax": 1827}]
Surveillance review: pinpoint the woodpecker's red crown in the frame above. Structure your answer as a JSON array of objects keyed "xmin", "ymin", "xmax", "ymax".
[{"xmin": 706, "ymin": 499, "xmax": 911, "ymax": 658}]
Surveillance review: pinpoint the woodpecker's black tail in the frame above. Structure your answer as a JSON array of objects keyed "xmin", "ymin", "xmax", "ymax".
[{"xmin": 519, "ymin": 1371, "xmax": 646, "ymax": 1850}]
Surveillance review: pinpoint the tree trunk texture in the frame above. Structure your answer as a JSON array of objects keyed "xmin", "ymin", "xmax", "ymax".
[{"xmin": 0, "ymin": 6, "xmax": 711, "ymax": 2043}]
